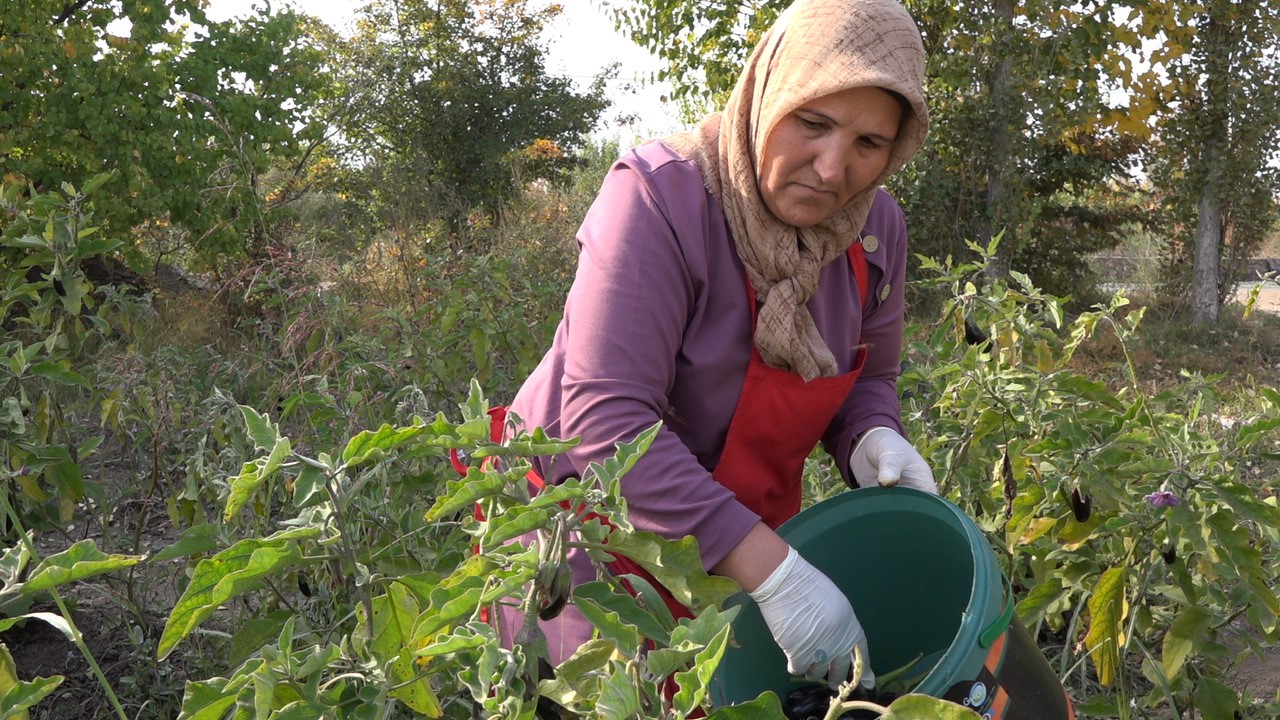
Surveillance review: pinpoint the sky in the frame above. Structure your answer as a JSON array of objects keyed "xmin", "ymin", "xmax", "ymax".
[{"xmin": 201, "ymin": 0, "xmax": 685, "ymax": 141}]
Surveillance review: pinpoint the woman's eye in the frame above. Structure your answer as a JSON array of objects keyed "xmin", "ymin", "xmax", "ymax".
[{"xmin": 798, "ymin": 116, "xmax": 825, "ymax": 131}]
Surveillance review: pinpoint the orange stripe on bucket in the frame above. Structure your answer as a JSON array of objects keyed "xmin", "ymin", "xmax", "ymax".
[
  {"xmin": 983, "ymin": 628, "xmax": 1007, "ymax": 671},
  {"xmin": 983, "ymin": 628, "xmax": 1008, "ymax": 718}
]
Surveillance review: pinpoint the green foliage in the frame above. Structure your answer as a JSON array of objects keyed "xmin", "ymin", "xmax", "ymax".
[
  {"xmin": 0, "ymin": 177, "xmax": 132, "ymax": 531},
  {"xmin": 141, "ymin": 384, "xmax": 742, "ymax": 718},
  {"xmin": 328, "ymin": 0, "xmax": 611, "ymax": 239},
  {"xmin": 610, "ymin": 0, "xmax": 782, "ymax": 118},
  {"xmin": 0, "ymin": 1, "xmax": 329, "ymax": 265},
  {"xmin": 900, "ymin": 239, "xmax": 1280, "ymax": 716}
]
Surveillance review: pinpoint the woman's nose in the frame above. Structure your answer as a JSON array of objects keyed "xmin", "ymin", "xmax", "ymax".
[{"xmin": 812, "ymin": 141, "xmax": 849, "ymax": 185}]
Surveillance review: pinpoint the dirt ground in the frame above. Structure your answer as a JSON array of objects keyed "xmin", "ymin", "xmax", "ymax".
[{"xmin": 1237, "ymin": 284, "xmax": 1280, "ymax": 315}]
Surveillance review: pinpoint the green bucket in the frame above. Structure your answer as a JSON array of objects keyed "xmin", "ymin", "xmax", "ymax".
[{"xmin": 710, "ymin": 487, "xmax": 1075, "ymax": 720}]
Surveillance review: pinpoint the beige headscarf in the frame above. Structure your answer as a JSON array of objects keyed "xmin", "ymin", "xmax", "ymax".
[{"xmin": 664, "ymin": 0, "xmax": 930, "ymax": 381}]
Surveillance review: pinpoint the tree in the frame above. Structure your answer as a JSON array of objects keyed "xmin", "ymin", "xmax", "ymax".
[
  {"xmin": 1137, "ymin": 0, "xmax": 1280, "ymax": 325},
  {"xmin": 332, "ymin": 0, "xmax": 611, "ymax": 245},
  {"xmin": 0, "ymin": 1, "xmax": 329, "ymax": 267}
]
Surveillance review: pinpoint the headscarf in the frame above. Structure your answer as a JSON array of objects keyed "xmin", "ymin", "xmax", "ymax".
[{"xmin": 664, "ymin": 0, "xmax": 930, "ymax": 381}]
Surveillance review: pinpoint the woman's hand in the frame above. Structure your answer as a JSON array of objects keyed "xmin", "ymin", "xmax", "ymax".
[
  {"xmin": 714, "ymin": 525, "xmax": 873, "ymax": 688},
  {"xmin": 747, "ymin": 546, "xmax": 875, "ymax": 688},
  {"xmin": 850, "ymin": 426, "xmax": 936, "ymax": 493}
]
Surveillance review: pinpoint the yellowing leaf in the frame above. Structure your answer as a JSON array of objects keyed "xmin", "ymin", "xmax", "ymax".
[
  {"xmin": 1086, "ymin": 567, "xmax": 1128, "ymax": 686},
  {"xmin": 22, "ymin": 541, "xmax": 144, "ymax": 594},
  {"xmin": 223, "ymin": 436, "xmax": 291, "ymax": 522},
  {"xmin": 0, "ymin": 645, "xmax": 62, "ymax": 719},
  {"xmin": 1017, "ymin": 517, "xmax": 1057, "ymax": 545},
  {"xmin": 881, "ymin": 694, "xmax": 983, "ymax": 719}
]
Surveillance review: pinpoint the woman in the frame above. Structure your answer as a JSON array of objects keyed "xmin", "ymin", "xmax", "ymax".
[{"xmin": 501, "ymin": 0, "xmax": 935, "ymax": 690}]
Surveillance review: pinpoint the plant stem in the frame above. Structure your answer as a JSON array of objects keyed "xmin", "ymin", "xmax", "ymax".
[
  {"xmin": 324, "ymin": 469, "xmax": 376, "ymax": 639},
  {"xmin": 0, "ymin": 488, "xmax": 130, "ymax": 720},
  {"xmin": 831, "ymin": 700, "xmax": 889, "ymax": 719}
]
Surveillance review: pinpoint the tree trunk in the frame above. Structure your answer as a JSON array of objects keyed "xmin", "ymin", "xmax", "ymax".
[
  {"xmin": 981, "ymin": 0, "xmax": 1016, "ymax": 283},
  {"xmin": 1189, "ymin": 4, "xmax": 1233, "ymax": 327},
  {"xmin": 1190, "ymin": 148, "xmax": 1223, "ymax": 326}
]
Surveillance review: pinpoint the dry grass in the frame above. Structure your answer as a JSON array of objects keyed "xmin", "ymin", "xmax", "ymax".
[{"xmin": 1069, "ymin": 293, "xmax": 1280, "ymax": 392}]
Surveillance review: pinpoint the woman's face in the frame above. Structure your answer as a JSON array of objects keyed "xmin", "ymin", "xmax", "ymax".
[{"xmin": 758, "ymin": 86, "xmax": 903, "ymax": 228}]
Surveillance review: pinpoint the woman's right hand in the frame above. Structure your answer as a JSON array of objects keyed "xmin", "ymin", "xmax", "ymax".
[{"xmin": 747, "ymin": 545, "xmax": 875, "ymax": 688}]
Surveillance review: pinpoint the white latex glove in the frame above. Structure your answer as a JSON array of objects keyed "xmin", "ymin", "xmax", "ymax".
[
  {"xmin": 748, "ymin": 546, "xmax": 875, "ymax": 689},
  {"xmin": 850, "ymin": 426, "xmax": 937, "ymax": 494}
]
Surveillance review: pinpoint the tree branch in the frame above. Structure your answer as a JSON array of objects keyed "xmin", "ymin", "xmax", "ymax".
[{"xmin": 54, "ymin": 0, "xmax": 93, "ymax": 25}]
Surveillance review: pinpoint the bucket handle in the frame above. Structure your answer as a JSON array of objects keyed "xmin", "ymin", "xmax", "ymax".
[{"xmin": 979, "ymin": 574, "xmax": 1016, "ymax": 648}]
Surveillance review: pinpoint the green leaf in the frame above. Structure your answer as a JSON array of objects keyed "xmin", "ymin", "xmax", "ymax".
[
  {"xmin": 1235, "ymin": 416, "xmax": 1280, "ymax": 448},
  {"xmin": 0, "ymin": 643, "xmax": 61, "ymax": 720},
  {"xmin": 423, "ymin": 465, "xmax": 523, "ymax": 522},
  {"xmin": 342, "ymin": 423, "xmax": 426, "ymax": 467},
  {"xmin": 238, "ymin": 405, "xmax": 279, "ymax": 451},
  {"xmin": 176, "ymin": 677, "xmax": 241, "ymax": 720},
  {"xmin": 704, "ymin": 691, "xmax": 784, "ymax": 720},
  {"xmin": 411, "ymin": 554, "xmax": 528, "ymax": 641},
  {"xmin": 0, "ymin": 676, "xmax": 63, "ymax": 720},
  {"xmin": 1014, "ymin": 577, "xmax": 1068, "ymax": 621},
  {"xmin": 0, "ymin": 612, "xmax": 72, "ymax": 640},
  {"xmin": 158, "ymin": 528, "xmax": 319, "ymax": 659},
  {"xmin": 418, "ymin": 626, "xmax": 490, "ymax": 659},
  {"xmin": 1161, "ymin": 605, "xmax": 1210, "ymax": 680},
  {"xmin": 291, "ymin": 463, "xmax": 328, "ymax": 508},
  {"xmin": 485, "ymin": 504, "xmax": 559, "ymax": 546},
  {"xmin": 1244, "ymin": 574, "xmax": 1280, "ymax": 617},
  {"xmin": 151, "ymin": 524, "xmax": 222, "ymax": 563},
  {"xmin": 880, "ymin": 693, "xmax": 983, "ymax": 719},
  {"xmin": 548, "ymin": 639, "xmax": 618, "ymax": 688},
  {"xmin": 355, "ymin": 582, "xmax": 441, "ymax": 715},
  {"xmin": 228, "ymin": 613, "xmax": 292, "ymax": 668},
  {"xmin": 501, "ymin": 426, "xmax": 579, "ymax": 457},
  {"xmin": 1193, "ymin": 677, "xmax": 1239, "ymax": 720},
  {"xmin": 584, "ymin": 422, "xmax": 660, "ymax": 489},
  {"xmin": 604, "ymin": 531, "xmax": 739, "ymax": 611},
  {"xmin": 27, "ymin": 360, "xmax": 90, "ymax": 388},
  {"xmin": 0, "ymin": 538, "xmax": 32, "ymax": 586},
  {"xmin": 1085, "ymin": 567, "xmax": 1127, "ymax": 687},
  {"xmin": 570, "ymin": 584, "xmax": 648, "ymax": 656},
  {"xmin": 22, "ymin": 540, "xmax": 144, "ymax": 593},
  {"xmin": 595, "ymin": 663, "xmax": 644, "ymax": 720},
  {"xmin": 224, "ymin": 436, "xmax": 291, "ymax": 522},
  {"xmin": 266, "ymin": 701, "xmax": 332, "ymax": 720},
  {"xmin": 1207, "ymin": 481, "xmax": 1280, "ymax": 530},
  {"xmin": 78, "ymin": 171, "xmax": 116, "ymax": 197},
  {"xmin": 672, "ymin": 621, "xmax": 732, "ymax": 715},
  {"xmin": 252, "ymin": 670, "xmax": 277, "ymax": 720}
]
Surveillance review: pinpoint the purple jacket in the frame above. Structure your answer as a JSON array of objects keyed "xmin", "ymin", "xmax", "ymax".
[{"xmin": 510, "ymin": 140, "xmax": 909, "ymax": 567}]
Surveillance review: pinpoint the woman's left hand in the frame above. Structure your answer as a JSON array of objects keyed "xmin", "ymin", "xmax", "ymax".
[{"xmin": 850, "ymin": 426, "xmax": 936, "ymax": 493}]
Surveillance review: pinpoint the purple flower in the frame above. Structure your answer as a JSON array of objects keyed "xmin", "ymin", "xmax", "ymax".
[{"xmin": 1145, "ymin": 491, "xmax": 1181, "ymax": 507}]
